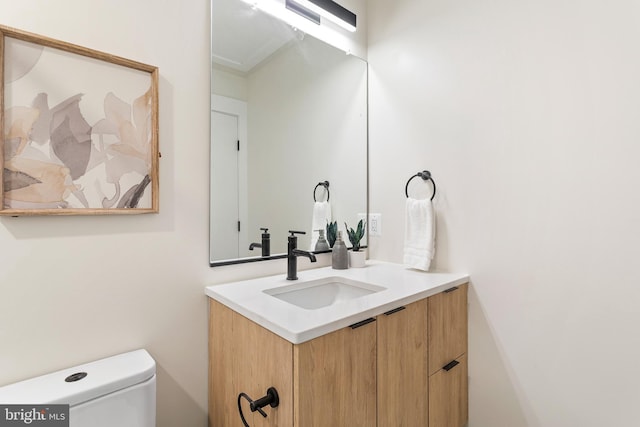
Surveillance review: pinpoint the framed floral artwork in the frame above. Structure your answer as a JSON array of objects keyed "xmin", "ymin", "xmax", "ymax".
[{"xmin": 0, "ymin": 25, "xmax": 159, "ymax": 215}]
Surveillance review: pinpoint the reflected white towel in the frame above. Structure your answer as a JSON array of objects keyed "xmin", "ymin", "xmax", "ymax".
[
  {"xmin": 310, "ymin": 201, "xmax": 332, "ymax": 251},
  {"xmin": 404, "ymin": 198, "xmax": 435, "ymax": 271}
]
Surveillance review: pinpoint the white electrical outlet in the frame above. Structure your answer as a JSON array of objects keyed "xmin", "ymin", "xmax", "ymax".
[
  {"xmin": 357, "ymin": 213, "xmax": 382, "ymax": 236},
  {"xmin": 369, "ymin": 213, "xmax": 382, "ymax": 236}
]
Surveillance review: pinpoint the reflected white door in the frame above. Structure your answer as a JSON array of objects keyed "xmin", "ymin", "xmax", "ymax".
[{"xmin": 211, "ymin": 110, "xmax": 239, "ymax": 260}]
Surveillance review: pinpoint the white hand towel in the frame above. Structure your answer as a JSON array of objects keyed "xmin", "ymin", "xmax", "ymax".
[
  {"xmin": 310, "ymin": 201, "xmax": 332, "ymax": 251},
  {"xmin": 404, "ymin": 198, "xmax": 435, "ymax": 271}
]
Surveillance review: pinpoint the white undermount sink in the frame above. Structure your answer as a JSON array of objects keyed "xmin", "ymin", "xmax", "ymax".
[{"xmin": 263, "ymin": 277, "xmax": 386, "ymax": 310}]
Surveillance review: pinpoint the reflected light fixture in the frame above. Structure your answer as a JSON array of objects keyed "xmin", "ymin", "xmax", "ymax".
[
  {"xmin": 289, "ymin": 0, "xmax": 357, "ymax": 32},
  {"xmin": 285, "ymin": 0, "xmax": 321, "ymax": 25},
  {"xmin": 246, "ymin": 0, "xmax": 317, "ymax": 33},
  {"xmin": 242, "ymin": 0, "xmax": 354, "ymax": 54}
]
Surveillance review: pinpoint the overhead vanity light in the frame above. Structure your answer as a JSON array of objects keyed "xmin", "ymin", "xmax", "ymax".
[{"xmin": 290, "ymin": 0, "xmax": 357, "ymax": 32}]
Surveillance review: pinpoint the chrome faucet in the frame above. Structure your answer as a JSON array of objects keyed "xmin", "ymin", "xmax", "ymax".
[{"xmin": 287, "ymin": 230, "xmax": 317, "ymax": 280}]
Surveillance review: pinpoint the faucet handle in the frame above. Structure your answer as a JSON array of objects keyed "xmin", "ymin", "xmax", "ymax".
[
  {"xmin": 288, "ymin": 230, "xmax": 306, "ymax": 236},
  {"xmin": 260, "ymin": 228, "xmax": 269, "ymax": 233}
]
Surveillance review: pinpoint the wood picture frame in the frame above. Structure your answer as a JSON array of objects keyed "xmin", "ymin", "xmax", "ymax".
[{"xmin": 0, "ymin": 25, "xmax": 159, "ymax": 216}]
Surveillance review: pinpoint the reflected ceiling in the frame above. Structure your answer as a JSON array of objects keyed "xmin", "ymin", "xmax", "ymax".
[{"xmin": 212, "ymin": 0, "xmax": 296, "ymax": 73}]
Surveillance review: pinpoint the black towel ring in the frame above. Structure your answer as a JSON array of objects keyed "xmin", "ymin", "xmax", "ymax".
[
  {"xmin": 313, "ymin": 181, "xmax": 330, "ymax": 202},
  {"xmin": 405, "ymin": 171, "xmax": 436, "ymax": 201}
]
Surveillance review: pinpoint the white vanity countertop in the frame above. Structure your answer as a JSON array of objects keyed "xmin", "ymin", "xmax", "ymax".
[{"xmin": 205, "ymin": 261, "xmax": 469, "ymax": 344}]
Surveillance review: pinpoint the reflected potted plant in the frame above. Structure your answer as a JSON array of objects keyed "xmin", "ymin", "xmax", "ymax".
[
  {"xmin": 345, "ymin": 219, "xmax": 366, "ymax": 267},
  {"xmin": 326, "ymin": 221, "xmax": 338, "ymax": 248}
]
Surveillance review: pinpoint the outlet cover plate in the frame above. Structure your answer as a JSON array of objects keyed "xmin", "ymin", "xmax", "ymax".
[{"xmin": 358, "ymin": 213, "xmax": 382, "ymax": 236}]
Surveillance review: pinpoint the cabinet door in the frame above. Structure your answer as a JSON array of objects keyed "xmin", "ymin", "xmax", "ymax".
[
  {"xmin": 209, "ymin": 300, "xmax": 235, "ymax": 427},
  {"xmin": 428, "ymin": 284, "xmax": 468, "ymax": 376},
  {"xmin": 209, "ymin": 300, "xmax": 293, "ymax": 427},
  {"xmin": 429, "ymin": 354, "xmax": 468, "ymax": 427},
  {"xmin": 377, "ymin": 299, "xmax": 429, "ymax": 427},
  {"xmin": 294, "ymin": 318, "xmax": 377, "ymax": 427}
]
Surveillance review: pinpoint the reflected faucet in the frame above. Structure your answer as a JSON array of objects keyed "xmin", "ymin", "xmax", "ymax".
[
  {"xmin": 249, "ymin": 228, "xmax": 270, "ymax": 257},
  {"xmin": 287, "ymin": 230, "xmax": 317, "ymax": 280}
]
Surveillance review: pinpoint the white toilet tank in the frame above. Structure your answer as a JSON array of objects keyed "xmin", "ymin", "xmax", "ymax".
[{"xmin": 0, "ymin": 349, "xmax": 156, "ymax": 427}]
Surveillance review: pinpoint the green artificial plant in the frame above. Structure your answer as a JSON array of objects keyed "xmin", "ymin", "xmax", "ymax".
[
  {"xmin": 326, "ymin": 221, "xmax": 338, "ymax": 248},
  {"xmin": 344, "ymin": 219, "xmax": 366, "ymax": 252}
]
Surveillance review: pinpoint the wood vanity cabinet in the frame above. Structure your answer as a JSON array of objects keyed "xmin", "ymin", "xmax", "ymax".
[{"xmin": 208, "ymin": 283, "xmax": 468, "ymax": 427}]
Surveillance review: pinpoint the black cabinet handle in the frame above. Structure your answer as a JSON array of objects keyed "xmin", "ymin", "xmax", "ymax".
[
  {"xmin": 383, "ymin": 306, "xmax": 406, "ymax": 316},
  {"xmin": 443, "ymin": 286, "xmax": 459, "ymax": 293},
  {"xmin": 349, "ymin": 318, "xmax": 376, "ymax": 329},
  {"xmin": 442, "ymin": 360, "xmax": 460, "ymax": 371}
]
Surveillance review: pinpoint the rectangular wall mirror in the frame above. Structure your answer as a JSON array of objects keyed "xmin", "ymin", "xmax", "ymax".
[{"xmin": 210, "ymin": 0, "xmax": 368, "ymax": 266}]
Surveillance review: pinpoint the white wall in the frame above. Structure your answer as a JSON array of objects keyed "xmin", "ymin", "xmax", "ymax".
[
  {"xmin": 368, "ymin": 0, "xmax": 640, "ymax": 426},
  {"xmin": 0, "ymin": 1, "xmax": 319, "ymax": 426}
]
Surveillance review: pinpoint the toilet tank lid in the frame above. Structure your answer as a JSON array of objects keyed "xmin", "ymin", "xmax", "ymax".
[{"xmin": 0, "ymin": 349, "xmax": 156, "ymax": 406}]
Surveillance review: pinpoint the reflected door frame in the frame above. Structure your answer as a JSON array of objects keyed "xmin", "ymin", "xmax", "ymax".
[{"xmin": 211, "ymin": 94, "xmax": 248, "ymax": 263}]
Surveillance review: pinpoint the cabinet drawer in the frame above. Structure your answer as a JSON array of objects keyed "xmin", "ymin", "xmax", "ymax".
[
  {"xmin": 429, "ymin": 354, "xmax": 468, "ymax": 427},
  {"xmin": 428, "ymin": 283, "xmax": 468, "ymax": 376}
]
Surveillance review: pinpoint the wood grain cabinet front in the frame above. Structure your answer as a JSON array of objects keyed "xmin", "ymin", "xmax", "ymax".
[
  {"xmin": 209, "ymin": 299, "xmax": 293, "ymax": 427},
  {"xmin": 209, "ymin": 300, "xmax": 376, "ymax": 427},
  {"xmin": 429, "ymin": 354, "xmax": 468, "ymax": 427},
  {"xmin": 294, "ymin": 318, "xmax": 377, "ymax": 427},
  {"xmin": 428, "ymin": 284, "xmax": 469, "ymax": 427},
  {"xmin": 208, "ymin": 283, "xmax": 468, "ymax": 427},
  {"xmin": 377, "ymin": 299, "xmax": 429, "ymax": 427}
]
